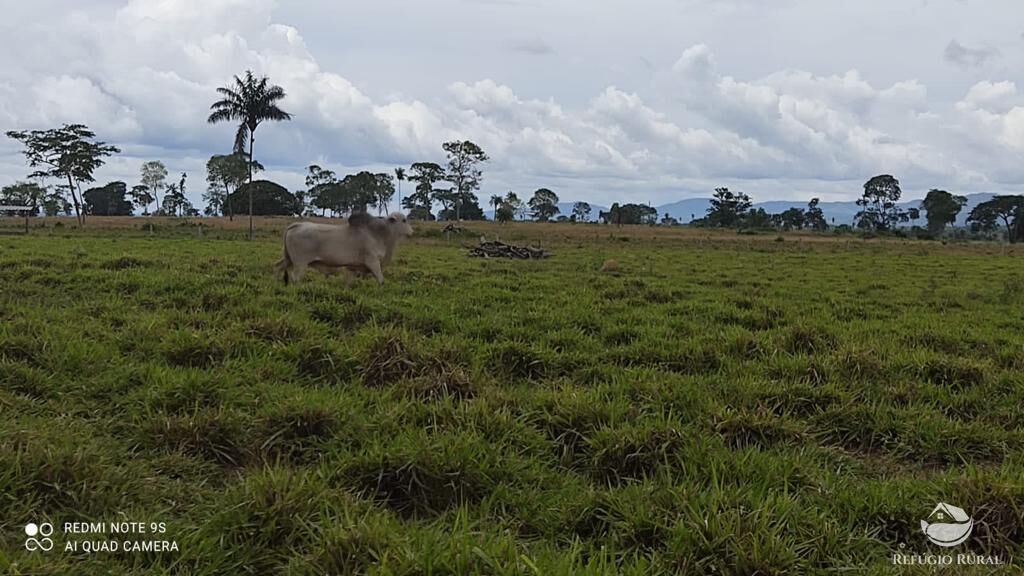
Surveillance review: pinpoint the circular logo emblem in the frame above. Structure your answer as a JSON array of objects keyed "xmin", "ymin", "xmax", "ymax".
[
  {"xmin": 24, "ymin": 522, "xmax": 54, "ymax": 552},
  {"xmin": 921, "ymin": 503, "xmax": 973, "ymax": 547}
]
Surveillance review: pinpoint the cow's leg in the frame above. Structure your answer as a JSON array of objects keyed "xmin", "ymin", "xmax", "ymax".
[
  {"xmin": 290, "ymin": 262, "xmax": 308, "ymax": 283},
  {"xmin": 364, "ymin": 256, "xmax": 385, "ymax": 285}
]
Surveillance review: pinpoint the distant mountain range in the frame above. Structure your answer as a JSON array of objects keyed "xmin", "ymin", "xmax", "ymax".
[{"xmin": 486, "ymin": 194, "xmax": 996, "ymax": 226}]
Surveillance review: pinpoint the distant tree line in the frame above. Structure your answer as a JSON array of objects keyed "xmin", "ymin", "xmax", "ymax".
[
  {"xmin": 688, "ymin": 189, "xmax": 827, "ymax": 232},
  {"xmin": 4, "ymin": 69, "xmax": 1022, "ymax": 244},
  {"xmin": 680, "ymin": 175, "xmax": 1024, "ymax": 243}
]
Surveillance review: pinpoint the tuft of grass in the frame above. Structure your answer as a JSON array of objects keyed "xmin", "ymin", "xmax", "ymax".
[
  {"xmin": 916, "ymin": 357, "xmax": 988, "ymax": 390},
  {"xmin": 584, "ymin": 425, "xmax": 686, "ymax": 485},
  {"xmin": 781, "ymin": 325, "xmax": 837, "ymax": 356},
  {"xmin": 338, "ymin": 433, "xmax": 514, "ymax": 519},
  {"xmin": 488, "ymin": 340, "xmax": 549, "ymax": 381},
  {"xmin": 256, "ymin": 404, "xmax": 338, "ymax": 464},
  {"xmin": 136, "ymin": 409, "xmax": 248, "ymax": 466},
  {"xmin": 160, "ymin": 330, "xmax": 228, "ymax": 368},
  {"xmin": 290, "ymin": 341, "xmax": 357, "ymax": 385},
  {"xmin": 358, "ymin": 333, "xmax": 420, "ymax": 387},
  {"xmin": 399, "ymin": 361, "xmax": 476, "ymax": 401},
  {"xmin": 714, "ymin": 410, "xmax": 807, "ymax": 450}
]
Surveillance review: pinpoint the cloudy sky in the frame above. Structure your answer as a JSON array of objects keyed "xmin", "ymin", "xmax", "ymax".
[{"xmin": 2, "ymin": 0, "xmax": 1023, "ymax": 208}]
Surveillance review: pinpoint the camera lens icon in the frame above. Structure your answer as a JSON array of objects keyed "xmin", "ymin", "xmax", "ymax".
[{"xmin": 25, "ymin": 522, "xmax": 54, "ymax": 551}]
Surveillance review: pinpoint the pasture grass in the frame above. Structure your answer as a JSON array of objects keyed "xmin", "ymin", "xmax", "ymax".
[{"xmin": 1, "ymin": 220, "xmax": 1022, "ymax": 574}]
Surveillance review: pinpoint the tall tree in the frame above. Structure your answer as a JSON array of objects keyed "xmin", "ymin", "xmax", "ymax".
[
  {"xmin": 805, "ymin": 198, "xmax": 827, "ymax": 231},
  {"xmin": 432, "ymin": 187, "xmax": 457, "ymax": 219},
  {"xmin": 921, "ymin": 189, "xmax": 967, "ymax": 236},
  {"xmin": 404, "ymin": 162, "xmax": 445, "ymax": 220},
  {"xmin": 341, "ymin": 171, "xmax": 381, "ymax": 214},
  {"xmin": 208, "ymin": 70, "xmax": 292, "ymax": 239},
  {"xmin": 490, "ymin": 194, "xmax": 504, "ymax": 218},
  {"xmin": 528, "ymin": 188, "xmax": 560, "ymax": 221},
  {"xmin": 129, "ymin": 185, "xmax": 155, "ymax": 215},
  {"xmin": 161, "ymin": 183, "xmax": 180, "ymax": 216},
  {"xmin": 777, "ymin": 207, "xmax": 806, "ymax": 230},
  {"xmin": 83, "ymin": 181, "xmax": 133, "ymax": 216},
  {"xmin": 394, "ymin": 167, "xmax": 406, "ymax": 213},
  {"xmin": 228, "ymin": 180, "xmax": 300, "ymax": 216},
  {"xmin": 202, "ymin": 187, "xmax": 223, "ymax": 217},
  {"xmin": 375, "ymin": 172, "xmax": 395, "ymax": 215},
  {"xmin": 967, "ymin": 195, "xmax": 1024, "ymax": 243},
  {"xmin": 572, "ymin": 201, "xmax": 592, "ymax": 223},
  {"xmin": 159, "ymin": 173, "xmax": 192, "ymax": 217},
  {"xmin": 504, "ymin": 191, "xmax": 525, "ymax": 221},
  {"xmin": 6, "ymin": 124, "xmax": 120, "ymax": 226},
  {"xmin": 455, "ymin": 197, "xmax": 485, "ymax": 220},
  {"xmin": 442, "ymin": 140, "xmax": 488, "ymax": 221},
  {"xmin": 601, "ymin": 203, "xmax": 622, "ymax": 226},
  {"xmin": 140, "ymin": 161, "xmax": 168, "ymax": 214},
  {"xmin": 0, "ymin": 182, "xmax": 46, "ymax": 216},
  {"xmin": 294, "ymin": 190, "xmax": 309, "ymax": 216},
  {"xmin": 306, "ymin": 164, "xmax": 339, "ymax": 216},
  {"xmin": 855, "ymin": 175, "xmax": 907, "ymax": 231},
  {"xmin": 205, "ymin": 153, "xmax": 250, "ymax": 219},
  {"xmin": 495, "ymin": 202, "xmax": 515, "ymax": 223},
  {"xmin": 706, "ymin": 187, "xmax": 752, "ymax": 227},
  {"xmin": 178, "ymin": 172, "xmax": 187, "ymax": 216}
]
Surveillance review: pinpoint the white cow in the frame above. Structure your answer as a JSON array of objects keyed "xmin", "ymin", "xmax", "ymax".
[{"xmin": 275, "ymin": 212, "xmax": 413, "ymax": 285}]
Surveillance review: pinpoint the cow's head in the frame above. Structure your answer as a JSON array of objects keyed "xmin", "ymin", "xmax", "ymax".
[{"xmin": 388, "ymin": 212, "xmax": 414, "ymax": 238}]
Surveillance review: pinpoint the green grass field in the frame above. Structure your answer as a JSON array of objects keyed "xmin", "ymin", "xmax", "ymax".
[{"xmin": 1, "ymin": 220, "xmax": 1022, "ymax": 574}]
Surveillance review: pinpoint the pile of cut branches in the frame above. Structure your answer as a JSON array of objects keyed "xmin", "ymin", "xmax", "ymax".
[{"xmin": 468, "ymin": 239, "xmax": 551, "ymax": 259}]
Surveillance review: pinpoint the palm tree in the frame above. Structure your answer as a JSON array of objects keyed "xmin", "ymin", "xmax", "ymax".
[
  {"xmin": 490, "ymin": 195, "xmax": 503, "ymax": 219},
  {"xmin": 394, "ymin": 167, "xmax": 406, "ymax": 213},
  {"xmin": 207, "ymin": 70, "xmax": 292, "ymax": 239}
]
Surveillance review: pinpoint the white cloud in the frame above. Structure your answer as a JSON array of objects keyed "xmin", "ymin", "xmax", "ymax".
[
  {"xmin": 672, "ymin": 44, "xmax": 716, "ymax": 81},
  {"xmin": 16, "ymin": 76, "xmax": 143, "ymax": 140},
  {"xmin": 955, "ymin": 87, "xmax": 1024, "ymax": 153},
  {"xmin": 1, "ymin": 0, "xmax": 1024, "ymax": 207},
  {"xmin": 960, "ymin": 81, "xmax": 1019, "ymax": 113}
]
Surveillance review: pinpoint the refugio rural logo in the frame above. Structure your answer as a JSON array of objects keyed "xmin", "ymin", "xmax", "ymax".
[
  {"xmin": 891, "ymin": 503, "xmax": 1005, "ymax": 567},
  {"xmin": 921, "ymin": 503, "xmax": 973, "ymax": 547}
]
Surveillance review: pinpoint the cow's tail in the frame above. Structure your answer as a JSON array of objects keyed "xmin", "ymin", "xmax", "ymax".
[
  {"xmin": 275, "ymin": 227, "xmax": 296, "ymax": 285},
  {"xmin": 274, "ymin": 246, "xmax": 291, "ymax": 285}
]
